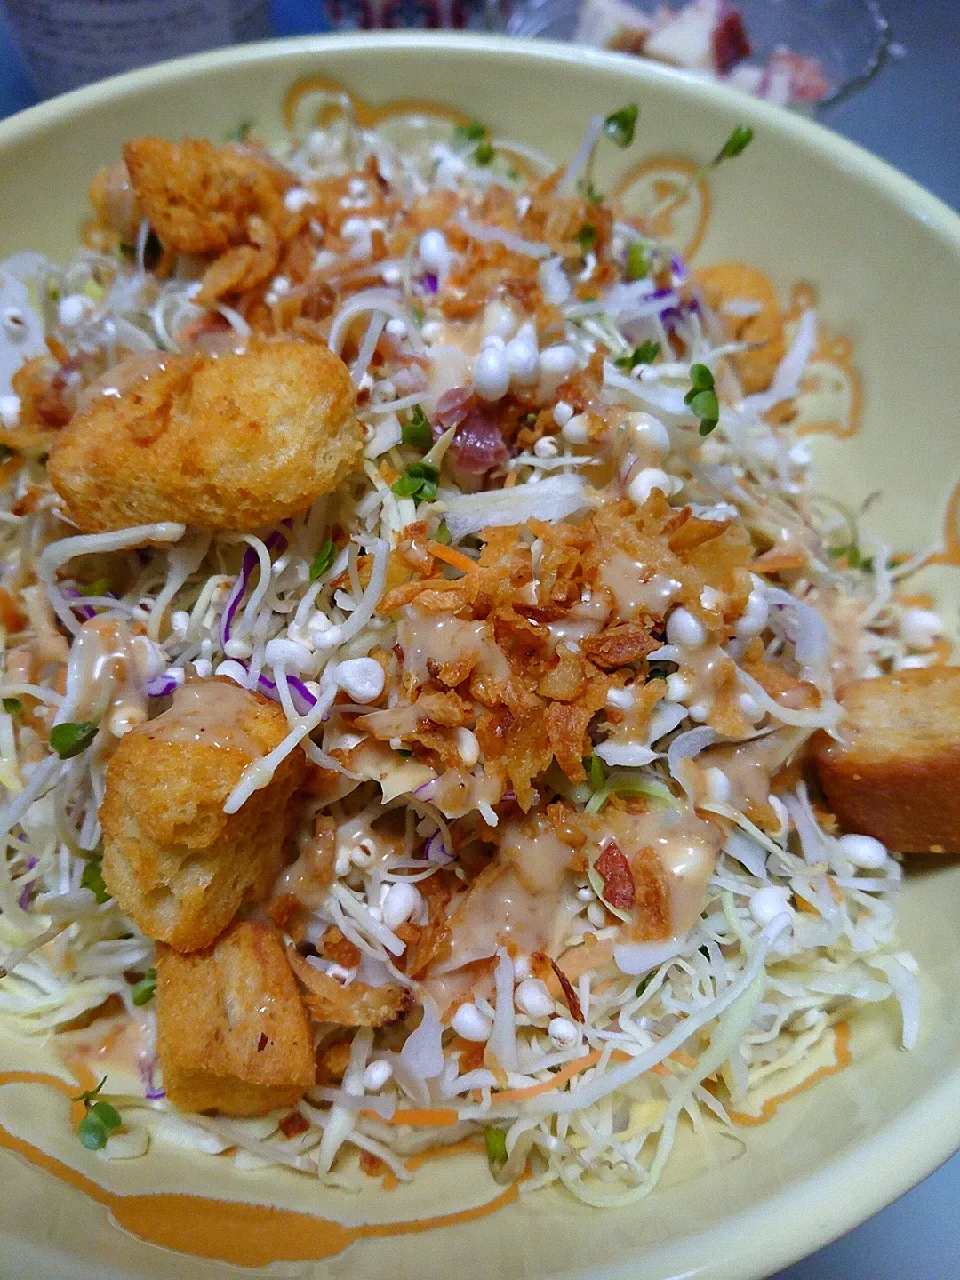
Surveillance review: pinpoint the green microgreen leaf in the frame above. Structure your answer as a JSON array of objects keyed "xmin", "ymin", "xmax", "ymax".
[
  {"xmin": 453, "ymin": 120, "xmax": 487, "ymax": 144},
  {"xmin": 690, "ymin": 388, "xmax": 719, "ymax": 420},
  {"xmin": 712, "ymin": 124, "xmax": 754, "ymax": 165},
  {"xmin": 131, "ymin": 969, "xmax": 157, "ymax": 1006},
  {"xmin": 604, "ymin": 104, "xmax": 639, "ymax": 148},
  {"xmin": 78, "ymin": 1101, "xmax": 122, "ymax": 1150},
  {"xmin": 80, "ymin": 858, "xmax": 110, "ymax": 904},
  {"xmin": 73, "ymin": 1076, "xmax": 122, "ymax": 1150},
  {"xmin": 401, "ymin": 405, "xmax": 433, "ymax": 451},
  {"xmin": 684, "ymin": 364, "xmax": 720, "ymax": 435},
  {"xmin": 474, "ymin": 141, "xmax": 495, "ymax": 166},
  {"xmin": 585, "ymin": 752, "xmax": 606, "ymax": 793},
  {"xmin": 50, "ymin": 720, "xmax": 98, "ymax": 760},
  {"xmin": 308, "ymin": 539, "xmax": 336, "ymax": 582},
  {"xmin": 827, "ymin": 544, "xmax": 873, "ymax": 572},
  {"xmin": 79, "ymin": 578, "xmax": 109, "ymax": 597},
  {"xmin": 575, "ymin": 223, "xmax": 597, "ymax": 254},
  {"xmin": 615, "ymin": 340, "xmax": 661, "ymax": 370},
  {"xmin": 625, "ymin": 240, "xmax": 652, "ymax": 281},
  {"xmin": 484, "ymin": 1125, "xmax": 508, "ymax": 1171},
  {"xmin": 2, "ymin": 697, "xmax": 21, "ymax": 714},
  {"xmin": 685, "ymin": 363, "xmax": 715, "ymax": 396},
  {"xmin": 391, "ymin": 461, "xmax": 440, "ymax": 506}
]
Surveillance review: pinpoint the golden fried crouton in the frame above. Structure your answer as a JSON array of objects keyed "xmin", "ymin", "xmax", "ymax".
[
  {"xmin": 122, "ymin": 137, "xmax": 291, "ymax": 255},
  {"xmin": 156, "ymin": 920, "xmax": 316, "ymax": 1116},
  {"xmin": 812, "ymin": 666, "xmax": 960, "ymax": 854},
  {"xmin": 100, "ymin": 679, "xmax": 306, "ymax": 951},
  {"xmin": 47, "ymin": 338, "xmax": 360, "ymax": 533},
  {"xmin": 286, "ymin": 948, "xmax": 413, "ymax": 1028}
]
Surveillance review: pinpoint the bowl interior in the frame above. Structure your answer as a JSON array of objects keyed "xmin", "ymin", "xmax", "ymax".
[{"xmin": 0, "ymin": 33, "xmax": 959, "ymax": 1280}]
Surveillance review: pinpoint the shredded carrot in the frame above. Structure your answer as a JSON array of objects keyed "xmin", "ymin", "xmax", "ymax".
[
  {"xmin": 483, "ymin": 1048, "xmax": 633, "ymax": 1105},
  {"xmin": 669, "ymin": 1050, "xmax": 697, "ymax": 1069},
  {"xmin": 488, "ymin": 1052, "xmax": 601, "ymax": 1103},
  {"xmin": 751, "ymin": 550, "xmax": 808, "ymax": 573},
  {"xmin": 425, "ymin": 542, "xmax": 478, "ymax": 575},
  {"xmin": 372, "ymin": 1107, "xmax": 461, "ymax": 1127},
  {"xmin": 404, "ymin": 1137, "xmax": 485, "ymax": 1173},
  {"xmin": 726, "ymin": 1022, "xmax": 851, "ymax": 1126}
]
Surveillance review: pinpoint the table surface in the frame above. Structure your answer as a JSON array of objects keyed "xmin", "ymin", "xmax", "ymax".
[{"xmin": 0, "ymin": 2, "xmax": 958, "ymax": 1277}]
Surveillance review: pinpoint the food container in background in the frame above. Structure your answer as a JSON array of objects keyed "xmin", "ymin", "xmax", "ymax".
[
  {"xmin": 2, "ymin": 0, "xmax": 271, "ymax": 98},
  {"xmin": 507, "ymin": 0, "xmax": 890, "ymax": 111},
  {"xmin": 320, "ymin": 0, "xmax": 506, "ymax": 29}
]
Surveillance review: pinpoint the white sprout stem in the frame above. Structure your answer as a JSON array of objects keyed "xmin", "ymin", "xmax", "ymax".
[
  {"xmin": 223, "ymin": 680, "xmax": 336, "ymax": 814},
  {"xmin": 39, "ymin": 523, "xmax": 185, "ymax": 635},
  {"xmin": 526, "ymin": 919, "xmax": 785, "ymax": 1116}
]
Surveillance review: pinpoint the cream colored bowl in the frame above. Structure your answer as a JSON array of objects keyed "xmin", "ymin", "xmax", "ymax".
[{"xmin": 1, "ymin": 32, "xmax": 959, "ymax": 1280}]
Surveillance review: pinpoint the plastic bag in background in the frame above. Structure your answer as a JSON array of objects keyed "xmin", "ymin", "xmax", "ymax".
[{"xmin": 3, "ymin": 0, "xmax": 271, "ymax": 98}]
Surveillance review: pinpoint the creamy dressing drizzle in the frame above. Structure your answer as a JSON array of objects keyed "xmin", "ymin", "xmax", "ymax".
[
  {"xmin": 65, "ymin": 616, "xmax": 150, "ymax": 735},
  {"xmin": 600, "ymin": 553, "xmax": 681, "ymax": 618},
  {"xmin": 433, "ymin": 801, "xmax": 721, "ymax": 981},
  {"xmin": 698, "ymin": 729, "xmax": 802, "ymax": 816},
  {"xmin": 399, "ymin": 611, "xmax": 511, "ymax": 684},
  {"xmin": 601, "ymin": 805, "xmax": 722, "ymax": 938},
  {"xmin": 145, "ymin": 679, "xmax": 259, "ymax": 756},
  {"xmin": 440, "ymin": 861, "xmax": 580, "ymax": 973}
]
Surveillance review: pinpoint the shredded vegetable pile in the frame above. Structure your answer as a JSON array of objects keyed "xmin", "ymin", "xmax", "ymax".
[{"xmin": 0, "ymin": 98, "xmax": 934, "ymax": 1205}]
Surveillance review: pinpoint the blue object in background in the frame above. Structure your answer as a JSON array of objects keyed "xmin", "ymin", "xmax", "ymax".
[
  {"xmin": 0, "ymin": 5, "xmax": 34, "ymax": 115},
  {"xmin": 0, "ymin": 1, "xmax": 957, "ymax": 1275},
  {"xmin": 272, "ymin": 0, "xmax": 331, "ymax": 33}
]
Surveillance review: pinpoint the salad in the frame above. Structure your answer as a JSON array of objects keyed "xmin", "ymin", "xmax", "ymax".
[{"xmin": 0, "ymin": 98, "xmax": 932, "ymax": 1206}]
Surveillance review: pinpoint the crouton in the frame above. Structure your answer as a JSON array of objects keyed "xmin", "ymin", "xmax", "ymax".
[
  {"xmin": 122, "ymin": 137, "xmax": 291, "ymax": 255},
  {"xmin": 100, "ymin": 679, "xmax": 306, "ymax": 951},
  {"xmin": 156, "ymin": 920, "xmax": 315, "ymax": 1116},
  {"xmin": 47, "ymin": 338, "xmax": 360, "ymax": 534},
  {"xmin": 286, "ymin": 948, "xmax": 413, "ymax": 1028},
  {"xmin": 812, "ymin": 666, "xmax": 960, "ymax": 854}
]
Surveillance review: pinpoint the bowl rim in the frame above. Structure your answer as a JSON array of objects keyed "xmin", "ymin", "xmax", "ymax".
[
  {"xmin": 0, "ymin": 29, "xmax": 956, "ymax": 237},
  {"xmin": 1, "ymin": 31, "xmax": 959, "ymax": 1280}
]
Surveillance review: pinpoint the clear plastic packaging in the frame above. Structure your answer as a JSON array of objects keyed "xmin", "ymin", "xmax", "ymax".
[{"xmin": 4, "ymin": 0, "xmax": 271, "ymax": 98}]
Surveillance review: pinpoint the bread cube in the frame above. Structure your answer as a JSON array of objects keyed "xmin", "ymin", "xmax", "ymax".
[
  {"xmin": 100, "ymin": 679, "xmax": 306, "ymax": 951},
  {"xmin": 813, "ymin": 666, "xmax": 960, "ymax": 854},
  {"xmin": 156, "ymin": 920, "xmax": 316, "ymax": 1116}
]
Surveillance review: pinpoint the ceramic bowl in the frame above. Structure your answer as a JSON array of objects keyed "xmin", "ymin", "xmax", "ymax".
[{"xmin": 0, "ymin": 32, "xmax": 959, "ymax": 1280}]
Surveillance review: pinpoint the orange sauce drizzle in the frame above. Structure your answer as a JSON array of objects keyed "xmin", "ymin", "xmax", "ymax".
[
  {"xmin": 785, "ymin": 284, "xmax": 863, "ymax": 441},
  {"xmin": 725, "ymin": 1022, "xmax": 851, "ymax": 1127},
  {"xmin": 611, "ymin": 156, "xmax": 710, "ymax": 259},
  {"xmin": 283, "ymin": 74, "xmax": 468, "ymax": 135},
  {"xmin": 0, "ymin": 1070, "xmax": 519, "ymax": 1267}
]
